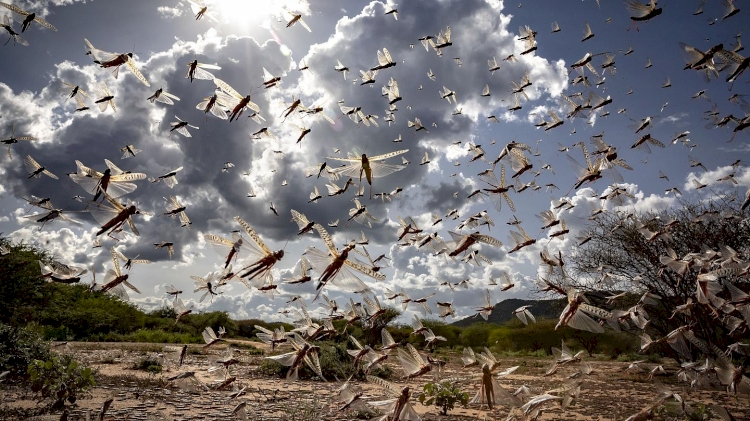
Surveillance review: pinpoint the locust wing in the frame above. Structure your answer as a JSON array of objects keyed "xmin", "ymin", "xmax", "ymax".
[
  {"xmin": 85, "ymin": 38, "xmax": 119, "ymax": 66},
  {"xmin": 124, "ymin": 57, "xmax": 150, "ymax": 86},
  {"xmin": 196, "ymin": 95, "xmax": 229, "ymax": 119},
  {"xmin": 312, "ymin": 223, "xmax": 338, "ymax": 255},
  {"xmin": 213, "ymin": 78, "xmax": 242, "ymax": 100},
  {"xmin": 235, "ymin": 217, "xmax": 270, "ymax": 254},
  {"xmin": 24, "ymin": 155, "xmax": 58, "ymax": 179},
  {"xmin": 377, "ymin": 48, "xmax": 393, "ymax": 66},
  {"xmin": 186, "ymin": 62, "xmax": 221, "ymax": 80},
  {"xmin": 304, "ymin": 247, "xmax": 372, "ymax": 294},
  {"xmin": 397, "ymin": 343, "xmax": 429, "ymax": 378},
  {"xmin": 1, "ymin": 3, "xmax": 57, "ymax": 30},
  {"xmin": 624, "ymin": 0, "xmax": 655, "ymax": 18},
  {"xmin": 344, "ymin": 257, "xmax": 385, "ymax": 281}
]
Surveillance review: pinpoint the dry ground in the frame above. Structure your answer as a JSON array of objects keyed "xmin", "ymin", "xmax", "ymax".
[{"xmin": 1, "ymin": 341, "xmax": 747, "ymax": 420}]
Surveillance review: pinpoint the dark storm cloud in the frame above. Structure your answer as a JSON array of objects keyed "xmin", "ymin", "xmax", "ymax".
[{"xmin": 0, "ymin": 31, "xmax": 307, "ymax": 263}]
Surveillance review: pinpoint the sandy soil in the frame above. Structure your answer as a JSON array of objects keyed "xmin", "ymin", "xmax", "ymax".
[{"xmin": 1, "ymin": 341, "xmax": 747, "ymax": 421}]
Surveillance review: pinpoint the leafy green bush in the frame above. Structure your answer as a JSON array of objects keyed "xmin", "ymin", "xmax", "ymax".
[
  {"xmin": 459, "ymin": 323, "xmax": 500, "ymax": 348},
  {"xmin": 386, "ymin": 325, "xmax": 412, "ymax": 346},
  {"xmin": 36, "ymin": 283, "xmax": 149, "ymax": 340},
  {"xmin": 317, "ymin": 341, "xmax": 394, "ymax": 380},
  {"xmin": 258, "ymin": 358, "xmax": 286, "ymax": 377},
  {"xmin": 687, "ymin": 403, "xmax": 715, "ymax": 421},
  {"xmin": 602, "ymin": 331, "xmax": 639, "ymax": 359},
  {"xmin": 41, "ymin": 325, "xmax": 74, "ymax": 341},
  {"xmin": 0, "ymin": 240, "xmax": 53, "ymax": 325},
  {"xmin": 654, "ymin": 401, "xmax": 713, "ymax": 421},
  {"xmin": 368, "ymin": 363, "xmax": 393, "ymax": 380},
  {"xmin": 131, "ymin": 356, "xmax": 162, "ymax": 374},
  {"xmin": 264, "ymin": 341, "xmax": 356, "ymax": 380},
  {"xmin": 359, "ymin": 307, "xmax": 402, "ymax": 345},
  {"xmin": 120, "ymin": 328, "xmax": 200, "ymax": 344},
  {"xmin": 316, "ymin": 342, "xmax": 355, "ymax": 380},
  {"xmin": 570, "ymin": 329, "xmax": 600, "ymax": 356},
  {"xmin": 0, "ymin": 238, "xmax": 240, "ymax": 343},
  {"xmin": 27, "ymin": 355, "xmax": 96, "ymax": 409},
  {"xmin": 0, "ymin": 323, "xmax": 51, "ymax": 380},
  {"xmin": 178, "ymin": 311, "xmax": 238, "ymax": 338},
  {"xmin": 489, "ymin": 319, "xmax": 564, "ymax": 353},
  {"xmin": 418, "ymin": 380, "xmax": 469, "ymax": 415},
  {"xmin": 484, "ymin": 318, "xmax": 640, "ymax": 358}
]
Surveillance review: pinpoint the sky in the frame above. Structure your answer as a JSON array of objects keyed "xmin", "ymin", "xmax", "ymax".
[{"xmin": 0, "ymin": 0, "xmax": 748, "ymax": 324}]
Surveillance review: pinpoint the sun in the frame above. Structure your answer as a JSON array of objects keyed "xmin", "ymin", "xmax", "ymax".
[{"xmin": 211, "ymin": 0, "xmax": 309, "ymax": 29}]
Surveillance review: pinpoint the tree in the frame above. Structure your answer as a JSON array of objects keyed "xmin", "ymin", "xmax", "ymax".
[
  {"xmin": 361, "ymin": 306, "xmax": 402, "ymax": 346},
  {"xmin": 570, "ymin": 330, "xmax": 599, "ymax": 357},
  {"xmin": 0, "ymin": 238, "xmax": 53, "ymax": 325},
  {"xmin": 0, "ymin": 236, "xmax": 208, "ymax": 342},
  {"xmin": 540, "ymin": 196, "xmax": 750, "ymax": 364},
  {"xmin": 459, "ymin": 323, "xmax": 496, "ymax": 348}
]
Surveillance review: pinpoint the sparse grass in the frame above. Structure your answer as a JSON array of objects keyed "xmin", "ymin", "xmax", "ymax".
[
  {"xmin": 0, "ymin": 403, "xmax": 49, "ymax": 420},
  {"xmin": 497, "ymin": 349, "xmax": 548, "ymax": 358},
  {"xmin": 97, "ymin": 372, "xmax": 169, "ymax": 402},
  {"xmin": 231, "ymin": 341, "xmax": 264, "ymax": 355},
  {"xmin": 101, "ymin": 372, "xmax": 166, "ymax": 388},
  {"xmin": 279, "ymin": 395, "xmax": 326, "ymax": 421},
  {"xmin": 615, "ymin": 352, "xmax": 660, "ymax": 363}
]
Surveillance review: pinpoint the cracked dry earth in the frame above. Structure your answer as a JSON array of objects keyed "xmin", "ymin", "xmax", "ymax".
[{"xmin": 1, "ymin": 342, "xmax": 747, "ymax": 420}]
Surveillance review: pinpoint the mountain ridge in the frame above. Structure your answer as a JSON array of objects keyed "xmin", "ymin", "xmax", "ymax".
[{"xmin": 451, "ymin": 297, "xmax": 568, "ymax": 327}]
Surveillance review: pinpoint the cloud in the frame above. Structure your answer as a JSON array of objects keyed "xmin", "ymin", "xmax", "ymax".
[
  {"xmin": 1, "ymin": 29, "xmax": 301, "ymax": 263},
  {"xmin": 8, "ymin": 226, "xmax": 99, "ymax": 265},
  {"xmin": 1, "ymin": 0, "xmax": 90, "ymax": 18},
  {"xmin": 685, "ymin": 166, "xmax": 749, "ymax": 193},
  {"xmin": 4, "ymin": 0, "xmax": 744, "ymax": 323},
  {"xmin": 157, "ymin": 5, "xmax": 183, "ymax": 19}
]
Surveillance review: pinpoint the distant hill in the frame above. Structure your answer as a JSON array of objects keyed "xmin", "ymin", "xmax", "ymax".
[{"xmin": 451, "ymin": 297, "xmax": 568, "ymax": 327}]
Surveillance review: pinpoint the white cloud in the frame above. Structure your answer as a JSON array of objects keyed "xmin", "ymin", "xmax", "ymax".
[
  {"xmin": 1, "ymin": 0, "xmax": 746, "ymax": 323},
  {"xmin": 157, "ymin": 6, "xmax": 183, "ymax": 19}
]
